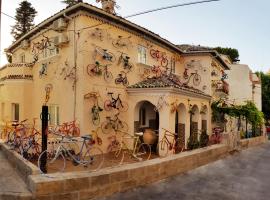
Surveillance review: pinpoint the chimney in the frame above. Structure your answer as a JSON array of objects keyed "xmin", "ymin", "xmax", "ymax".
[{"xmin": 96, "ymin": 0, "xmax": 116, "ymax": 14}]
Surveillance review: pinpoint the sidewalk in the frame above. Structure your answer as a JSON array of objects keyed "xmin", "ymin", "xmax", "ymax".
[{"xmin": 0, "ymin": 151, "xmax": 32, "ymax": 200}]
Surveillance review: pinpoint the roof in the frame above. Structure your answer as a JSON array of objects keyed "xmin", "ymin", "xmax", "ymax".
[
  {"xmin": 127, "ymin": 74, "xmax": 211, "ymax": 98},
  {"xmin": 7, "ymin": 2, "xmax": 184, "ymax": 55},
  {"xmin": 178, "ymin": 44, "xmax": 230, "ymax": 70}
]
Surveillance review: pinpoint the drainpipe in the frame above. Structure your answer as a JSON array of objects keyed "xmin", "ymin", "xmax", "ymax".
[{"xmin": 64, "ymin": 13, "xmax": 77, "ymax": 120}]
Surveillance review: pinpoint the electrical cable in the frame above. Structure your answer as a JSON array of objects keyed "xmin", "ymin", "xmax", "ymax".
[{"xmin": 124, "ymin": 0, "xmax": 221, "ymax": 18}]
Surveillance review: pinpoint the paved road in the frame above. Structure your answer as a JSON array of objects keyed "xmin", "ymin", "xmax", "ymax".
[
  {"xmin": 0, "ymin": 150, "xmax": 32, "ymax": 200},
  {"xmin": 100, "ymin": 142, "xmax": 270, "ymax": 200}
]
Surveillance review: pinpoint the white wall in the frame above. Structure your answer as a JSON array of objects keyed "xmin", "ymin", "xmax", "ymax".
[{"xmin": 227, "ymin": 64, "xmax": 253, "ymax": 105}]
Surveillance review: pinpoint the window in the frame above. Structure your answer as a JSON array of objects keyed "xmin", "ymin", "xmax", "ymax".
[
  {"xmin": 170, "ymin": 58, "xmax": 176, "ymax": 74},
  {"xmin": 12, "ymin": 103, "xmax": 19, "ymax": 121},
  {"xmin": 138, "ymin": 45, "xmax": 147, "ymax": 64},
  {"xmin": 20, "ymin": 54, "xmax": 25, "ymax": 63},
  {"xmin": 139, "ymin": 107, "xmax": 146, "ymax": 126},
  {"xmin": 42, "ymin": 47, "xmax": 59, "ymax": 59},
  {"xmin": 48, "ymin": 105, "xmax": 60, "ymax": 125}
]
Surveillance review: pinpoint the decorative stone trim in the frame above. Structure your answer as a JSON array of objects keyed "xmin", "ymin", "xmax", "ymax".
[
  {"xmin": 0, "ymin": 74, "xmax": 33, "ymax": 81},
  {"xmin": 2, "ymin": 63, "xmax": 34, "ymax": 68}
]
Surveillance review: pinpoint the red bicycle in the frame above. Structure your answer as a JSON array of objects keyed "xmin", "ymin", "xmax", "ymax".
[
  {"xmin": 150, "ymin": 49, "xmax": 169, "ymax": 67},
  {"xmin": 56, "ymin": 120, "xmax": 80, "ymax": 137},
  {"xmin": 104, "ymin": 92, "xmax": 128, "ymax": 112}
]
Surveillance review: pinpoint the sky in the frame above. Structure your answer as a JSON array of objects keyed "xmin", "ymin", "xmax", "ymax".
[{"xmin": 1, "ymin": 0, "xmax": 270, "ymax": 72}]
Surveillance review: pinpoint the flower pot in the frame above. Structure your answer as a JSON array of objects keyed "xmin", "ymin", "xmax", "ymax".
[{"xmin": 143, "ymin": 129, "xmax": 157, "ymax": 145}]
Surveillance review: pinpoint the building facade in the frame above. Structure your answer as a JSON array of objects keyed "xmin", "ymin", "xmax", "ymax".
[{"xmin": 0, "ymin": 2, "xmax": 259, "ymax": 154}]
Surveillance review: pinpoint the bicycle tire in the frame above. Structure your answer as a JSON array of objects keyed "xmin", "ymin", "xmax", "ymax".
[
  {"xmin": 112, "ymin": 39, "xmax": 119, "ymax": 49},
  {"xmin": 107, "ymin": 142, "xmax": 124, "ymax": 166},
  {"xmin": 157, "ymin": 140, "xmax": 169, "ymax": 157},
  {"xmin": 175, "ymin": 138, "xmax": 185, "ymax": 153},
  {"xmin": 116, "ymin": 120, "xmax": 128, "ymax": 133},
  {"xmin": 123, "ymin": 78, "xmax": 129, "ymax": 87},
  {"xmin": 87, "ymin": 64, "xmax": 102, "ymax": 77},
  {"xmin": 193, "ymin": 74, "xmax": 201, "ymax": 86},
  {"xmin": 114, "ymin": 77, "xmax": 122, "ymax": 85},
  {"xmin": 92, "ymin": 112, "xmax": 100, "ymax": 126},
  {"xmin": 83, "ymin": 146, "xmax": 104, "ymax": 171},
  {"xmin": 104, "ymin": 100, "xmax": 113, "ymax": 111},
  {"xmin": 136, "ymin": 143, "xmax": 151, "ymax": 161},
  {"xmin": 150, "ymin": 49, "xmax": 158, "ymax": 59},
  {"xmin": 161, "ymin": 58, "xmax": 169, "ymax": 68},
  {"xmin": 101, "ymin": 121, "xmax": 114, "ymax": 134},
  {"xmin": 117, "ymin": 101, "xmax": 128, "ymax": 112},
  {"xmin": 38, "ymin": 150, "xmax": 66, "ymax": 174},
  {"xmin": 103, "ymin": 71, "xmax": 113, "ymax": 82},
  {"xmin": 107, "ymin": 51, "xmax": 116, "ymax": 62},
  {"xmin": 124, "ymin": 62, "xmax": 134, "ymax": 71}
]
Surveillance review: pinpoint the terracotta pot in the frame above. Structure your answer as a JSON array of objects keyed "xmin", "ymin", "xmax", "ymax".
[{"xmin": 143, "ymin": 129, "xmax": 157, "ymax": 145}]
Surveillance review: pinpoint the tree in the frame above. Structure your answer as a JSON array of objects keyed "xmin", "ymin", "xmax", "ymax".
[
  {"xmin": 61, "ymin": 0, "xmax": 82, "ymax": 6},
  {"xmin": 257, "ymin": 72, "xmax": 270, "ymax": 122},
  {"xmin": 214, "ymin": 47, "xmax": 240, "ymax": 62},
  {"xmin": 11, "ymin": 1, "xmax": 37, "ymax": 40}
]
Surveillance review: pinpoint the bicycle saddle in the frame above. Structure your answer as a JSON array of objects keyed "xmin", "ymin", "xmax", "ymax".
[
  {"xmin": 12, "ymin": 123, "xmax": 20, "ymax": 127},
  {"xmin": 107, "ymin": 92, "xmax": 113, "ymax": 95},
  {"xmin": 135, "ymin": 132, "xmax": 143, "ymax": 136},
  {"xmin": 81, "ymin": 135, "xmax": 92, "ymax": 140}
]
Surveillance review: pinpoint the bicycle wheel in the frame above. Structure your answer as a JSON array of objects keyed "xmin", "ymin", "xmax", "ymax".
[
  {"xmin": 104, "ymin": 100, "xmax": 113, "ymax": 111},
  {"xmin": 136, "ymin": 143, "xmax": 151, "ymax": 161},
  {"xmin": 106, "ymin": 140, "xmax": 124, "ymax": 166},
  {"xmin": 161, "ymin": 58, "xmax": 169, "ymax": 67},
  {"xmin": 150, "ymin": 49, "xmax": 157, "ymax": 59},
  {"xmin": 117, "ymin": 100, "xmax": 128, "ymax": 112},
  {"xmin": 157, "ymin": 140, "xmax": 169, "ymax": 157},
  {"xmin": 175, "ymin": 138, "xmax": 185, "ymax": 153},
  {"xmin": 107, "ymin": 51, "xmax": 116, "ymax": 62},
  {"xmin": 112, "ymin": 39, "xmax": 119, "ymax": 48},
  {"xmin": 116, "ymin": 120, "xmax": 128, "ymax": 133},
  {"xmin": 193, "ymin": 74, "xmax": 201, "ymax": 86},
  {"xmin": 38, "ymin": 150, "xmax": 66, "ymax": 174},
  {"xmin": 87, "ymin": 64, "xmax": 101, "ymax": 77},
  {"xmin": 101, "ymin": 121, "xmax": 114, "ymax": 134},
  {"xmin": 123, "ymin": 78, "xmax": 129, "ymax": 86},
  {"xmin": 83, "ymin": 146, "xmax": 104, "ymax": 171},
  {"xmin": 103, "ymin": 71, "xmax": 113, "ymax": 82},
  {"xmin": 115, "ymin": 77, "xmax": 122, "ymax": 85},
  {"xmin": 92, "ymin": 112, "xmax": 100, "ymax": 126},
  {"xmin": 124, "ymin": 62, "xmax": 134, "ymax": 71}
]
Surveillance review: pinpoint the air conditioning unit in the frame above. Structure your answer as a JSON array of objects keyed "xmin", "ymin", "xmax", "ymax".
[
  {"xmin": 21, "ymin": 39, "xmax": 30, "ymax": 49},
  {"xmin": 54, "ymin": 34, "xmax": 69, "ymax": 47},
  {"xmin": 52, "ymin": 18, "xmax": 68, "ymax": 32}
]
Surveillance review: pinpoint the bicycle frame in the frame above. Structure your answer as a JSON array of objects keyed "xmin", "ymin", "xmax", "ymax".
[{"xmin": 53, "ymin": 138, "xmax": 89, "ymax": 166}]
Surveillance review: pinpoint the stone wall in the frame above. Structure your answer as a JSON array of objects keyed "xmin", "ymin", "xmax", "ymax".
[
  {"xmin": 29, "ymin": 144, "xmax": 228, "ymax": 200},
  {"xmin": 0, "ymin": 143, "xmax": 40, "ymax": 184},
  {"xmin": 240, "ymin": 135, "xmax": 267, "ymax": 149}
]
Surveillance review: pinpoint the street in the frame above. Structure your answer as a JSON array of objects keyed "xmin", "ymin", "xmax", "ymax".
[{"xmin": 99, "ymin": 142, "xmax": 270, "ymax": 200}]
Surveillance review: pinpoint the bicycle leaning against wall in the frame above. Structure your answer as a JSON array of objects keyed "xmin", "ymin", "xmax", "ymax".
[{"xmin": 38, "ymin": 133, "xmax": 104, "ymax": 173}]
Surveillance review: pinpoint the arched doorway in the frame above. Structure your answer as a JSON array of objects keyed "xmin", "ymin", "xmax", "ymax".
[
  {"xmin": 134, "ymin": 101, "xmax": 159, "ymax": 133},
  {"xmin": 190, "ymin": 105, "xmax": 199, "ymax": 139},
  {"xmin": 201, "ymin": 105, "xmax": 208, "ymax": 133},
  {"xmin": 175, "ymin": 103, "xmax": 187, "ymax": 149}
]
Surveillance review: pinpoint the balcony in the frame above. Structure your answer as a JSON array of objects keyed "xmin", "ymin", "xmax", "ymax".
[{"xmin": 212, "ymin": 80, "xmax": 229, "ymax": 95}]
